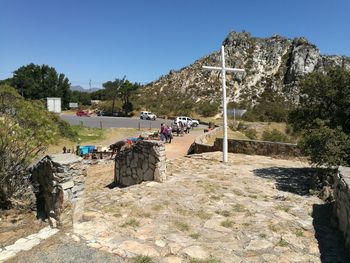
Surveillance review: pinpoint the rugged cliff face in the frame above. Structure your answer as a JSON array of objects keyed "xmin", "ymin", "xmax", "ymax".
[{"xmin": 141, "ymin": 31, "xmax": 350, "ymax": 112}]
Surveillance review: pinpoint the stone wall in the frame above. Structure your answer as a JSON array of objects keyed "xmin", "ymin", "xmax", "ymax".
[
  {"xmin": 188, "ymin": 127, "xmax": 300, "ymax": 158},
  {"xmin": 114, "ymin": 140, "xmax": 166, "ymax": 187},
  {"xmin": 333, "ymin": 166, "xmax": 350, "ymax": 252},
  {"xmin": 29, "ymin": 154, "xmax": 85, "ymax": 227},
  {"xmin": 187, "ymin": 127, "xmax": 223, "ymax": 154}
]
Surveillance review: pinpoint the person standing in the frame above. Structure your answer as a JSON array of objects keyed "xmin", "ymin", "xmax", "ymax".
[
  {"xmin": 167, "ymin": 125, "xmax": 173, "ymax": 143},
  {"xmin": 186, "ymin": 120, "xmax": 191, "ymax": 134},
  {"xmin": 163, "ymin": 125, "xmax": 169, "ymax": 142},
  {"xmin": 160, "ymin": 123, "xmax": 165, "ymax": 141}
]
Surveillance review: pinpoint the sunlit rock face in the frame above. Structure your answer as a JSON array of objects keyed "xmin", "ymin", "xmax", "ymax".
[{"xmin": 142, "ymin": 31, "xmax": 350, "ymax": 106}]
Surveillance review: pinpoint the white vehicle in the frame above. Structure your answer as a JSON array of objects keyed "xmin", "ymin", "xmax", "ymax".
[
  {"xmin": 174, "ymin": 116, "xmax": 199, "ymax": 127},
  {"xmin": 140, "ymin": 111, "xmax": 157, "ymax": 120}
]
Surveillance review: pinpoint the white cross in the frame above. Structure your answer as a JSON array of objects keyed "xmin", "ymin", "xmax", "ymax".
[{"xmin": 203, "ymin": 46, "xmax": 245, "ymax": 163}]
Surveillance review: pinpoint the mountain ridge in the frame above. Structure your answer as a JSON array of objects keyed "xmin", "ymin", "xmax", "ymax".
[
  {"xmin": 140, "ymin": 31, "xmax": 350, "ymax": 115},
  {"xmin": 70, "ymin": 85, "xmax": 100, "ymax": 93}
]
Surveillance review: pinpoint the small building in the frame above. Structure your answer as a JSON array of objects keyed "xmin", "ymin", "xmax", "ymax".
[
  {"xmin": 47, "ymin": 97, "xmax": 61, "ymax": 113},
  {"xmin": 69, "ymin": 102, "xmax": 78, "ymax": 109}
]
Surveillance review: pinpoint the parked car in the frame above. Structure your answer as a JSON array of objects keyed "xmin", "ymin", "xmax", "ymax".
[
  {"xmin": 174, "ymin": 116, "xmax": 199, "ymax": 127},
  {"xmin": 140, "ymin": 111, "xmax": 157, "ymax": 120},
  {"xmin": 76, "ymin": 110, "xmax": 91, "ymax": 117}
]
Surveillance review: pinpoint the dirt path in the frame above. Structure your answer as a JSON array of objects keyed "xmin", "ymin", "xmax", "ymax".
[{"xmin": 164, "ymin": 129, "xmax": 203, "ymax": 160}]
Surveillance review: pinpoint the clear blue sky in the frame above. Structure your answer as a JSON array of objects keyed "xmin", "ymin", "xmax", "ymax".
[{"xmin": 1, "ymin": 0, "xmax": 349, "ymax": 88}]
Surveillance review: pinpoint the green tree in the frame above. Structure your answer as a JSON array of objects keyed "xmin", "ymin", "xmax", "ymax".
[
  {"xmin": 0, "ymin": 85, "xmax": 58, "ymax": 209},
  {"xmin": 119, "ymin": 80, "xmax": 140, "ymax": 115},
  {"xmin": 243, "ymin": 88, "xmax": 292, "ymax": 122},
  {"xmin": 70, "ymin": 90, "xmax": 91, "ymax": 106},
  {"xmin": 289, "ymin": 67, "xmax": 350, "ymax": 167},
  {"xmin": 102, "ymin": 77, "xmax": 126, "ymax": 116},
  {"xmin": 11, "ymin": 63, "xmax": 71, "ymax": 108},
  {"xmin": 90, "ymin": 89, "xmax": 109, "ymax": 100},
  {"xmin": 300, "ymin": 121, "xmax": 350, "ymax": 167},
  {"xmin": 102, "ymin": 78, "xmax": 140, "ymax": 116}
]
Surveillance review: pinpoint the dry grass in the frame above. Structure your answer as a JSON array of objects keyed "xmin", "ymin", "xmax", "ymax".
[
  {"xmin": 221, "ymin": 219, "xmax": 234, "ymax": 228},
  {"xmin": 206, "ymin": 129, "xmax": 248, "ymax": 145},
  {"xmin": 120, "ymin": 218, "xmax": 140, "ymax": 228},
  {"xmin": 189, "ymin": 233, "xmax": 201, "ymax": 239},
  {"xmin": 47, "ymin": 127, "xmax": 157, "ymax": 155},
  {"xmin": 173, "ymin": 221, "xmax": 190, "ymax": 232},
  {"xmin": 232, "ymin": 204, "xmax": 247, "ymax": 212}
]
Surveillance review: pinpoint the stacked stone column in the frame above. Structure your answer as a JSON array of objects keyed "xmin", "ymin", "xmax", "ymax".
[{"xmin": 114, "ymin": 140, "xmax": 166, "ymax": 187}]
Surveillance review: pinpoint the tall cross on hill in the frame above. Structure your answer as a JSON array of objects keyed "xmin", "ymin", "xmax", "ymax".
[{"xmin": 203, "ymin": 46, "xmax": 245, "ymax": 163}]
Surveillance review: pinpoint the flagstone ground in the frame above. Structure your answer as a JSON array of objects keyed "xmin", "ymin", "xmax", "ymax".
[
  {"xmin": 6, "ymin": 131, "xmax": 349, "ymax": 262},
  {"xmin": 67, "ymin": 152, "xmax": 333, "ymax": 262}
]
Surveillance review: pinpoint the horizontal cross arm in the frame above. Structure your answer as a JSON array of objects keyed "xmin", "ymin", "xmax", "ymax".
[
  {"xmin": 203, "ymin": 65, "xmax": 245, "ymax": 73},
  {"xmin": 202, "ymin": 66, "xmax": 222, "ymax": 71},
  {"xmin": 225, "ymin": 68, "xmax": 245, "ymax": 73}
]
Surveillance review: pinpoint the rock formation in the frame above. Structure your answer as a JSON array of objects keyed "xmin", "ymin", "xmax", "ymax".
[{"xmin": 142, "ymin": 31, "xmax": 350, "ymax": 108}]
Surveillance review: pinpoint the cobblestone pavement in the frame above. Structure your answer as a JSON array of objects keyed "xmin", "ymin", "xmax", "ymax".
[
  {"xmin": 6, "ymin": 232, "xmax": 122, "ymax": 263},
  {"xmin": 67, "ymin": 152, "xmax": 338, "ymax": 263}
]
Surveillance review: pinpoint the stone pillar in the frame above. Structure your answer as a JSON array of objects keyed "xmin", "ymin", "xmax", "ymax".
[
  {"xmin": 114, "ymin": 140, "xmax": 166, "ymax": 187},
  {"xmin": 30, "ymin": 154, "xmax": 84, "ymax": 228}
]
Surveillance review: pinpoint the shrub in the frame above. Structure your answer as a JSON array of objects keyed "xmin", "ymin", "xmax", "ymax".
[
  {"xmin": 236, "ymin": 121, "xmax": 248, "ymax": 131},
  {"xmin": 262, "ymin": 129, "xmax": 290, "ymax": 143},
  {"xmin": 196, "ymin": 101, "xmax": 219, "ymax": 117},
  {"xmin": 49, "ymin": 113, "xmax": 78, "ymax": 140},
  {"xmin": 0, "ymin": 85, "xmax": 58, "ymax": 209},
  {"xmin": 289, "ymin": 67, "xmax": 350, "ymax": 166},
  {"xmin": 131, "ymin": 255, "xmax": 154, "ymax": 263},
  {"xmin": 245, "ymin": 129, "xmax": 257, "ymax": 140},
  {"xmin": 300, "ymin": 122, "xmax": 350, "ymax": 167}
]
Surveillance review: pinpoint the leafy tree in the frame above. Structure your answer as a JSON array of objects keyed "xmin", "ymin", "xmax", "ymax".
[
  {"xmin": 90, "ymin": 89, "xmax": 110, "ymax": 100},
  {"xmin": 11, "ymin": 63, "xmax": 71, "ymax": 108},
  {"xmin": 97, "ymin": 100, "xmax": 123, "ymax": 115},
  {"xmin": 0, "ymin": 78, "xmax": 12, "ymax": 86},
  {"xmin": 0, "ymin": 85, "xmax": 58, "ymax": 209},
  {"xmin": 243, "ymin": 88, "xmax": 292, "ymax": 122},
  {"xmin": 70, "ymin": 90, "xmax": 91, "ymax": 106},
  {"xmin": 102, "ymin": 77, "xmax": 126, "ymax": 116},
  {"xmin": 102, "ymin": 78, "xmax": 140, "ymax": 116},
  {"xmin": 119, "ymin": 80, "xmax": 140, "ymax": 115},
  {"xmin": 300, "ymin": 121, "xmax": 350, "ymax": 167},
  {"xmin": 289, "ymin": 67, "xmax": 350, "ymax": 166}
]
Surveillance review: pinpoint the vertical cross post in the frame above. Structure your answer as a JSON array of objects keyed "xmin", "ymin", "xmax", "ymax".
[
  {"xmin": 203, "ymin": 46, "xmax": 245, "ymax": 163},
  {"xmin": 221, "ymin": 46, "xmax": 228, "ymax": 163}
]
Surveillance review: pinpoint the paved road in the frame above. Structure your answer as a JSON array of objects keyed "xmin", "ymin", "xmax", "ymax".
[{"xmin": 60, "ymin": 114, "xmax": 205, "ymax": 129}]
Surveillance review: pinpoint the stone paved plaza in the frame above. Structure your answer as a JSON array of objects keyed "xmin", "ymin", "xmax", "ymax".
[{"xmin": 68, "ymin": 152, "xmax": 336, "ymax": 262}]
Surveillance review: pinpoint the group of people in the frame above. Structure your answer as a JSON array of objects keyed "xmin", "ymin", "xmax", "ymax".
[
  {"xmin": 160, "ymin": 121, "xmax": 192, "ymax": 143},
  {"xmin": 160, "ymin": 123, "xmax": 173, "ymax": 143}
]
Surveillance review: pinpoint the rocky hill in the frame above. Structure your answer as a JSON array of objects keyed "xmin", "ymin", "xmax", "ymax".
[{"xmin": 140, "ymin": 31, "xmax": 350, "ymax": 115}]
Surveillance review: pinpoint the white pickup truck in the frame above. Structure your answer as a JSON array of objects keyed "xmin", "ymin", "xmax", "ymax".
[{"xmin": 174, "ymin": 116, "xmax": 199, "ymax": 127}]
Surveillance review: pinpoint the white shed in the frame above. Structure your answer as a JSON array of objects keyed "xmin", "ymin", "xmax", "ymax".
[{"xmin": 47, "ymin": 97, "xmax": 61, "ymax": 113}]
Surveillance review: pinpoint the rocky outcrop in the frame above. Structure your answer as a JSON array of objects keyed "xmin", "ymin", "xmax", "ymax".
[
  {"xmin": 114, "ymin": 140, "xmax": 166, "ymax": 187},
  {"xmin": 142, "ymin": 31, "xmax": 350, "ymax": 107}
]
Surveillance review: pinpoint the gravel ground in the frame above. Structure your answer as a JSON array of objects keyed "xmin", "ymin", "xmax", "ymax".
[{"xmin": 7, "ymin": 233, "xmax": 123, "ymax": 263}]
